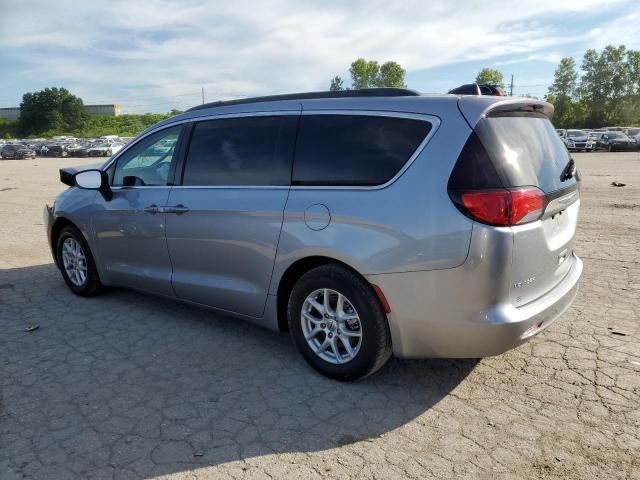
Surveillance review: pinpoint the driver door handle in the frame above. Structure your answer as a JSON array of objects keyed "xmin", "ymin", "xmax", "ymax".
[
  {"xmin": 164, "ymin": 204, "xmax": 190, "ymax": 215},
  {"xmin": 143, "ymin": 205, "xmax": 160, "ymax": 214}
]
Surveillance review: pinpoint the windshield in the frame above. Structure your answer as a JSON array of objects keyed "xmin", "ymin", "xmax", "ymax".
[{"xmin": 567, "ymin": 130, "xmax": 586, "ymax": 137}]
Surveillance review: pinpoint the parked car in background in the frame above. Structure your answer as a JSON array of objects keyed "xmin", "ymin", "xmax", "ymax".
[
  {"xmin": 588, "ymin": 131, "xmax": 606, "ymax": 150},
  {"xmin": 563, "ymin": 129, "xmax": 592, "ymax": 151},
  {"xmin": 109, "ymin": 142, "xmax": 124, "ymax": 155},
  {"xmin": 448, "ymin": 83, "xmax": 505, "ymax": 96},
  {"xmin": 623, "ymin": 127, "xmax": 640, "ymax": 142},
  {"xmin": 1, "ymin": 144, "xmax": 36, "ymax": 159},
  {"xmin": 66, "ymin": 144, "xmax": 92, "ymax": 157},
  {"xmin": 556, "ymin": 129, "xmax": 567, "ymax": 139},
  {"xmin": 88, "ymin": 142, "xmax": 124, "ymax": 157},
  {"xmin": 100, "ymin": 135, "xmax": 120, "ymax": 142},
  {"xmin": 45, "ymin": 90, "xmax": 582, "ymax": 380},
  {"xmin": 45, "ymin": 145, "xmax": 69, "ymax": 157},
  {"xmin": 600, "ymin": 131, "xmax": 637, "ymax": 151}
]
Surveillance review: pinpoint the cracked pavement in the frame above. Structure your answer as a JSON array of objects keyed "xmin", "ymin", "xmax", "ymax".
[{"xmin": 1, "ymin": 152, "xmax": 639, "ymax": 479}]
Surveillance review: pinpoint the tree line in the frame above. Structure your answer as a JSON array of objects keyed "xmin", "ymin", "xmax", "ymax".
[
  {"xmin": 0, "ymin": 87, "xmax": 179, "ymax": 139},
  {"xmin": 332, "ymin": 48, "xmax": 640, "ymax": 129},
  {"xmin": 546, "ymin": 45, "xmax": 640, "ymax": 128}
]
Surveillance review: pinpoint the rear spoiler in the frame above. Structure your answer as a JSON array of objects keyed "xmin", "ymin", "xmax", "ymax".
[{"xmin": 458, "ymin": 97, "xmax": 554, "ymax": 128}]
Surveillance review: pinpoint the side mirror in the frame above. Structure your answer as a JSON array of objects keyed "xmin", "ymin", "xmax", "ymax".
[
  {"xmin": 74, "ymin": 169, "xmax": 112, "ymax": 201},
  {"xmin": 74, "ymin": 170, "xmax": 102, "ymax": 189}
]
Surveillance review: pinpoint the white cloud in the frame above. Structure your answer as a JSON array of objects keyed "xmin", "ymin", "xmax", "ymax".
[
  {"xmin": 585, "ymin": 12, "xmax": 640, "ymax": 49},
  {"xmin": 494, "ymin": 52, "xmax": 565, "ymax": 66},
  {"xmin": 1, "ymin": 0, "xmax": 635, "ymax": 112}
]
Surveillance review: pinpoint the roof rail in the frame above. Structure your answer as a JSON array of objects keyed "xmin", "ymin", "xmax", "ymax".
[{"xmin": 187, "ymin": 88, "xmax": 421, "ymax": 112}]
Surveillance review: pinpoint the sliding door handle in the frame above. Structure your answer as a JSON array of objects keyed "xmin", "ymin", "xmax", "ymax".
[{"xmin": 164, "ymin": 204, "xmax": 190, "ymax": 215}]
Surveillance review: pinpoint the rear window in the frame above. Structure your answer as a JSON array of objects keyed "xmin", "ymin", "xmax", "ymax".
[
  {"xmin": 292, "ymin": 114, "xmax": 431, "ymax": 186},
  {"xmin": 473, "ymin": 115, "xmax": 577, "ymax": 193},
  {"xmin": 449, "ymin": 84, "xmax": 479, "ymax": 95},
  {"xmin": 567, "ymin": 130, "xmax": 585, "ymax": 137}
]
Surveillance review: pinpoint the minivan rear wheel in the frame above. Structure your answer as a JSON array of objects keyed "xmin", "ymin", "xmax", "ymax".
[
  {"xmin": 287, "ymin": 264, "xmax": 392, "ymax": 380},
  {"xmin": 56, "ymin": 225, "xmax": 103, "ymax": 296}
]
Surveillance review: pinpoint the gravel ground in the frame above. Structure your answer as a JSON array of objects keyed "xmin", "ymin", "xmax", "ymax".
[{"xmin": 1, "ymin": 153, "xmax": 639, "ymax": 480}]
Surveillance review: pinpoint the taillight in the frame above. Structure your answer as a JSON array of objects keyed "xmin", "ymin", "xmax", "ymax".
[
  {"xmin": 509, "ymin": 187, "xmax": 546, "ymax": 224},
  {"xmin": 457, "ymin": 187, "xmax": 546, "ymax": 226}
]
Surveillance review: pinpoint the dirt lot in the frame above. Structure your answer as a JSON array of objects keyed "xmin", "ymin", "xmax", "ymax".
[{"xmin": 1, "ymin": 153, "xmax": 639, "ymax": 480}]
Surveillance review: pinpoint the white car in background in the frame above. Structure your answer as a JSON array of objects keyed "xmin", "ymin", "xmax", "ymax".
[
  {"xmin": 87, "ymin": 142, "xmax": 124, "ymax": 157},
  {"xmin": 624, "ymin": 127, "xmax": 640, "ymax": 142},
  {"xmin": 563, "ymin": 129, "xmax": 592, "ymax": 152}
]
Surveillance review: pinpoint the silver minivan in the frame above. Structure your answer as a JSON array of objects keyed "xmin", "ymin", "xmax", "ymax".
[{"xmin": 45, "ymin": 89, "xmax": 583, "ymax": 380}]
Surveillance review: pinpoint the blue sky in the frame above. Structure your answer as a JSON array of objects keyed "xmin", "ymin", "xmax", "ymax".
[{"xmin": 1, "ymin": 0, "xmax": 638, "ymax": 113}]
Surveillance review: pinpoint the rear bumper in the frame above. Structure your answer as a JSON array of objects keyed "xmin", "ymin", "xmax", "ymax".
[{"xmin": 368, "ymin": 253, "xmax": 583, "ymax": 359}]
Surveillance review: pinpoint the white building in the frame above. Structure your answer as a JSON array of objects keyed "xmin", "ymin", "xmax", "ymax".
[{"xmin": 0, "ymin": 104, "xmax": 121, "ymax": 121}]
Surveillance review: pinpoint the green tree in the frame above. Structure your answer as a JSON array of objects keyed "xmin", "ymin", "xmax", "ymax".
[
  {"xmin": 546, "ymin": 57, "xmax": 578, "ymax": 128},
  {"xmin": 349, "ymin": 58, "xmax": 381, "ymax": 89},
  {"xmin": 377, "ymin": 61, "xmax": 407, "ymax": 88},
  {"xmin": 627, "ymin": 50, "xmax": 640, "ymax": 95},
  {"xmin": 19, "ymin": 87, "xmax": 87, "ymax": 136},
  {"xmin": 329, "ymin": 76, "xmax": 344, "ymax": 91},
  {"xmin": 0, "ymin": 118, "xmax": 19, "ymax": 138},
  {"xmin": 475, "ymin": 68, "xmax": 505, "ymax": 89},
  {"xmin": 579, "ymin": 45, "xmax": 630, "ymax": 127},
  {"xmin": 331, "ymin": 58, "xmax": 407, "ymax": 90}
]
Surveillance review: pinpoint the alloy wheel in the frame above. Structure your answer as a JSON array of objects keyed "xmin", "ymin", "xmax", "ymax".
[
  {"xmin": 61, "ymin": 237, "xmax": 88, "ymax": 287},
  {"xmin": 301, "ymin": 288, "xmax": 363, "ymax": 364}
]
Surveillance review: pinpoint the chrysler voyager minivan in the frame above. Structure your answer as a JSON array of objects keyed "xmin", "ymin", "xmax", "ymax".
[{"xmin": 45, "ymin": 88, "xmax": 582, "ymax": 380}]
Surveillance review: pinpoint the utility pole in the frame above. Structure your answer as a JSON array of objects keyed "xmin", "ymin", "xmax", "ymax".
[
  {"xmin": 509, "ymin": 75, "xmax": 514, "ymax": 96},
  {"xmin": 201, "ymin": 87, "xmax": 205, "ymax": 104}
]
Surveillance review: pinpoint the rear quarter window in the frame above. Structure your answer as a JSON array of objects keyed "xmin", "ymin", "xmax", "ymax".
[{"xmin": 292, "ymin": 114, "xmax": 431, "ymax": 186}]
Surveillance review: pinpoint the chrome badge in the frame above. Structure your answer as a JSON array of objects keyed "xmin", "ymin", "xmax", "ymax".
[{"xmin": 513, "ymin": 277, "xmax": 536, "ymax": 289}]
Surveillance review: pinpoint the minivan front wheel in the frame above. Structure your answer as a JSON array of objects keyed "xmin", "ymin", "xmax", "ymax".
[
  {"xmin": 56, "ymin": 225, "xmax": 102, "ymax": 296},
  {"xmin": 288, "ymin": 264, "xmax": 392, "ymax": 380}
]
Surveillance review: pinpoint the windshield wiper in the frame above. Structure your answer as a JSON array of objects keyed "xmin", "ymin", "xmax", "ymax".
[{"xmin": 560, "ymin": 157, "xmax": 577, "ymax": 182}]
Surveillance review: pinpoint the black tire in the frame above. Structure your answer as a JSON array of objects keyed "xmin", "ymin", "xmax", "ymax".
[
  {"xmin": 287, "ymin": 264, "xmax": 392, "ymax": 381},
  {"xmin": 56, "ymin": 225, "xmax": 103, "ymax": 296}
]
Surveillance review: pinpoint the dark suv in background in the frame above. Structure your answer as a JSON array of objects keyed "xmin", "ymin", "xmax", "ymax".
[
  {"xmin": 448, "ymin": 83, "xmax": 505, "ymax": 96},
  {"xmin": 600, "ymin": 131, "xmax": 637, "ymax": 151},
  {"xmin": 1, "ymin": 144, "xmax": 36, "ymax": 159}
]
